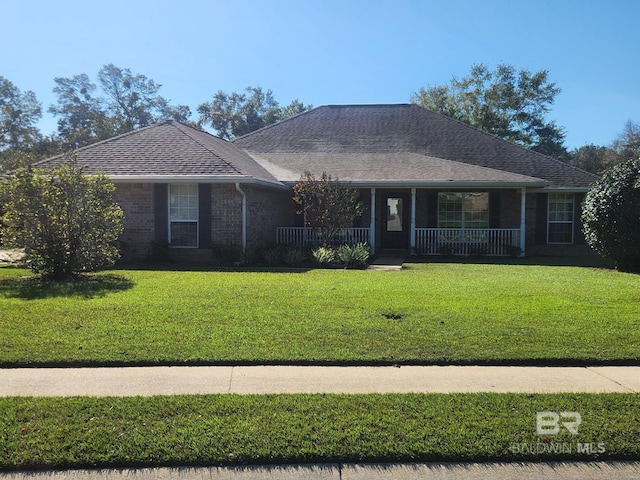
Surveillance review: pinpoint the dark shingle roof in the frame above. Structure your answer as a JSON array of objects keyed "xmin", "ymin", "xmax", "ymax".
[
  {"xmin": 33, "ymin": 121, "xmax": 282, "ymax": 186},
  {"xmin": 246, "ymin": 152, "xmax": 548, "ymax": 186},
  {"xmin": 234, "ymin": 104, "xmax": 598, "ymax": 188}
]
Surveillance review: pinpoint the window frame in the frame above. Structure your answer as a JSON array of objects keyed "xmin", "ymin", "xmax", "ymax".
[
  {"xmin": 168, "ymin": 183, "xmax": 199, "ymax": 248},
  {"xmin": 437, "ymin": 192, "xmax": 490, "ymax": 229},
  {"xmin": 547, "ymin": 192, "xmax": 574, "ymax": 244}
]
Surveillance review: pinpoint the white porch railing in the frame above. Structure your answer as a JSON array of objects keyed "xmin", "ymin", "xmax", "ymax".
[
  {"xmin": 277, "ymin": 227, "xmax": 370, "ymax": 247},
  {"xmin": 415, "ymin": 228, "xmax": 521, "ymax": 256}
]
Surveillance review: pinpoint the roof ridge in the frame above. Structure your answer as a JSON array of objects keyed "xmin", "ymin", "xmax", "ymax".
[
  {"xmin": 232, "ymin": 106, "xmax": 321, "ymax": 143},
  {"xmin": 168, "ymin": 122, "xmax": 244, "ymax": 176}
]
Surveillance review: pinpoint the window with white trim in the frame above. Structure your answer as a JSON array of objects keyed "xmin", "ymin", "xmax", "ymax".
[
  {"xmin": 547, "ymin": 193, "xmax": 574, "ymax": 244},
  {"xmin": 169, "ymin": 184, "xmax": 198, "ymax": 247},
  {"xmin": 438, "ymin": 192, "xmax": 489, "ymax": 229}
]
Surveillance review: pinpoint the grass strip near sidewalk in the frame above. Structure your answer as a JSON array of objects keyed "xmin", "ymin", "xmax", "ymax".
[
  {"xmin": 1, "ymin": 393, "xmax": 638, "ymax": 470},
  {"xmin": 1, "ymin": 263, "xmax": 639, "ymax": 366}
]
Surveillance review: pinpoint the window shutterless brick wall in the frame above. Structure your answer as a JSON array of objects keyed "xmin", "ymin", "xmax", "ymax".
[
  {"xmin": 113, "ymin": 183, "xmax": 155, "ymax": 260},
  {"xmin": 245, "ymin": 185, "xmax": 296, "ymax": 247}
]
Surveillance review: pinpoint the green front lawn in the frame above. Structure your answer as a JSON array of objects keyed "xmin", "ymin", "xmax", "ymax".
[
  {"xmin": 1, "ymin": 393, "xmax": 637, "ymax": 470},
  {"xmin": 1, "ymin": 261, "xmax": 638, "ymax": 365}
]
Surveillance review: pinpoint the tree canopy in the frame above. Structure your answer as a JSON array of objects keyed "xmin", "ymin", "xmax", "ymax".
[
  {"xmin": 0, "ymin": 76, "xmax": 42, "ymax": 152},
  {"xmin": 612, "ymin": 120, "xmax": 640, "ymax": 161},
  {"xmin": 411, "ymin": 63, "xmax": 568, "ymax": 159},
  {"xmin": 49, "ymin": 64, "xmax": 191, "ymax": 149},
  {"xmin": 198, "ymin": 86, "xmax": 312, "ymax": 140}
]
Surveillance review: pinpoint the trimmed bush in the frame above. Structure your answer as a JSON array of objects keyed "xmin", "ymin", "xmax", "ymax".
[
  {"xmin": 582, "ymin": 158, "xmax": 640, "ymax": 272},
  {"xmin": 262, "ymin": 247, "xmax": 283, "ymax": 266},
  {"xmin": 282, "ymin": 248, "xmax": 307, "ymax": 267},
  {"xmin": 211, "ymin": 243, "xmax": 243, "ymax": 267}
]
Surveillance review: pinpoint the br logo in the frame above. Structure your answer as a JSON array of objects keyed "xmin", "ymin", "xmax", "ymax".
[{"xmin": 536, "ymin": 411, "xmax": 581, "ymax": 435}]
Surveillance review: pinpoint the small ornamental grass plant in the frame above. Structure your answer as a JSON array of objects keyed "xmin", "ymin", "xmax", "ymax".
[
  {"xmin": 337, "ymin": 242, "xmax": 371, "ymax": 269},
  {"xmin": 311, "ymin": 246, "xmax": 335, "ymax": 267}
]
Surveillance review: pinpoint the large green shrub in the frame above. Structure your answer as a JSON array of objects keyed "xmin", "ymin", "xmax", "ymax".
[
  {"xmin": 581, "ymin": 158, "xmax": 640, "ymax": 272},
  {"xmin": 2, "ymin": 158, "xmax": 123, "ymax": 280}
]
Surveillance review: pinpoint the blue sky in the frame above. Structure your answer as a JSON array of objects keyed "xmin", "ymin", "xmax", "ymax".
[{"xmin": 3, "ymin": 0, "xmax": 638, "ymax": 149}]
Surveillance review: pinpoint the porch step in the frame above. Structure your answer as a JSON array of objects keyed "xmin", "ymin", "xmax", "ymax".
[{"xmin": 367, "ymin": 257, "xmax": 404, "ymax": 271}]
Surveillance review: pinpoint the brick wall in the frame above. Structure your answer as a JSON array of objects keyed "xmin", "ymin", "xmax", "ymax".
[
  {"xmin": 113, "ymin": 183, "xmax": 155, "ymax": 260},
  {"xmin": 245, "ymin": 184, "xmax": 296, "ymax": 247},
  {"xmin": 499, "ymin": 189, "xmax": 522, "ymax": 229},
  {"xmin": 113, "ymin": 182, "xmax": 297, "ymax": 263},
  {"xmin": 211, "ymin": 184, "xmax": 243, "ymax": 246},
  {"xmin": 113, "ymin": 183, "xmax": 592, "ymax": 262}
]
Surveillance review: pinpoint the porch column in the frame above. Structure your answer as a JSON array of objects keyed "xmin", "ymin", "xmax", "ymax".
[
  {"xmin": 520, "ymin": 187, "xmax": 526, "ymax": 256},
  {"xmin": 410, "ymin": 187, "xmax": 416, "ymax": 253},
  {"xmin": 370, "ymin": 188, "xmax": 376, "ymax": 254}
]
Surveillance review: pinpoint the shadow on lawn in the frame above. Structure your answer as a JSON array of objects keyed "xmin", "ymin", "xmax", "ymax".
[{"xmin": 0, "ymin": 273, "xmax": 134, "ymax": 300}]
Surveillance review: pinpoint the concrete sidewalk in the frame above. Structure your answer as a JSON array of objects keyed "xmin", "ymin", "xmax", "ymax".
[
  {"xmin": 2, "ymin": 461, "xmax": 640, "ymax": 480},
  {"xmin": 1, "ymin": 365, "xmax": 639, "ymax": 396}
]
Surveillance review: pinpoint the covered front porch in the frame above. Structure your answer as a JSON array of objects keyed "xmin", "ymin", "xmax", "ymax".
[{"xmin": 276, "ymin": 187, "xmax": 529, "ymax": 257}]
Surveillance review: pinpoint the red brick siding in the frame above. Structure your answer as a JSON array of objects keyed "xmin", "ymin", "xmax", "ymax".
[
  {"xmin": 245, "ymin": 185, "xmax": 296, "ymax": 247},
  {"xmin": 210, "ymin": 184, "xmax": 243, "ymax": 246},
  {"xmin": 113, "ymin": 183, "xmax": 155, "ymax": 260}
]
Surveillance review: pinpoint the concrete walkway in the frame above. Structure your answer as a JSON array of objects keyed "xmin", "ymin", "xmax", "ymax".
[
  {"xmin": 1, "ymin": 365, "xmax": 639, "ymax": 396},
  {"xmin": 2, "ymin": 461, "xmax": 640, "ymax": 479},
  {"xmin": 367, "ymin": 256, "xmax": 404, "ymax": 270}
]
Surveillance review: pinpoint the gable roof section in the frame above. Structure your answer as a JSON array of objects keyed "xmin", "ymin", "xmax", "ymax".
[
  {"xmin": 233, "ymin": 104, "xmax": 598, "ymax": 189},
  {"xmin": 33, "ymin": 120, "xmax": 283, "ymax": 187}
]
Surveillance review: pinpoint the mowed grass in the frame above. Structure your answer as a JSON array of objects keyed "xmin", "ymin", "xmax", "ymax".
[
  {"xmin": 0, "ymin": 262, "xmax": 639, "ymax": 365},
  {"xmin": 1, "ymin": 393, "xmax": 638, "ymax": 470}
]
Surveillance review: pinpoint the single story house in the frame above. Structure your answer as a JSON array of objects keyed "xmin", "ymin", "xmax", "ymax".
[{"xmin": 34, "ymin": 104, "xmax": 598, "ymax": 261}]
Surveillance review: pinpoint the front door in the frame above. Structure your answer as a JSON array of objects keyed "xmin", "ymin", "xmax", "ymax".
[{"xmin": 381, "ymin": 194, "xmax": 410, "ymax": 249}]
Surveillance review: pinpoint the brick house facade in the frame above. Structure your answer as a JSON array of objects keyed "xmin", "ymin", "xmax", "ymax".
[{"xmin": 35, "ymin": 104, "xmax": 598, "ymax": 261}]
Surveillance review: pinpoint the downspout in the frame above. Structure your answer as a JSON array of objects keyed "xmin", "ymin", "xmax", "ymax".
[
  {"xmin": 410, "ymin": 187, "xmax": 416, "ymax": 254},
  {"xmin": 235, "ymin": 182, "xmax": 247, "ymax": 254},
  {"xmin": 520, "ymin": 187, "xmax": 526, "ymax": 257},
  {"xmin": 370, "ymin": 188, "xmax": 376, "ymax": 254}
]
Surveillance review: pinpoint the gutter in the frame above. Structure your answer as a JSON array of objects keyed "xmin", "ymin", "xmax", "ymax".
[
  {"xmin": 235, "ymin": 182, "xmax": 247, "ymax": 254},
  {"xmin": 281, "ymin": 180, "xmax": 551, "ymax": 189},
  {"xmin": 108, "ymin": 175, "xmax": 288, "ymax": 189}
]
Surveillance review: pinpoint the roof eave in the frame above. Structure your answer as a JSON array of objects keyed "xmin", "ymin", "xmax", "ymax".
[
  {"xmin": 539, "ymin": 186, "xmax": 592, "ymax": 193},
  {"xmin": 109, "ymin": 175, "xmax": 287, "ymax": 189},
  {"xmin": 281, "ymin": 180, "xmax": 550, "ymax": 189}
]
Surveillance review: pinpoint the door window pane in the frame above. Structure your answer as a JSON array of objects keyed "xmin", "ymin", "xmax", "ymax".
[{"xmin": 387, "ymin": 198, "xmax": 403, "ymax": 232}]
